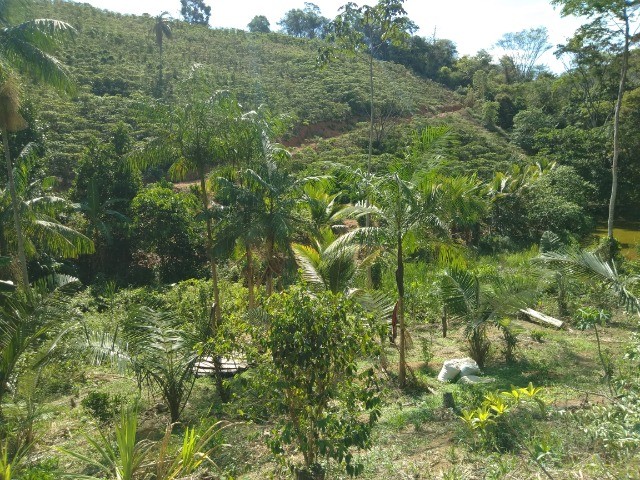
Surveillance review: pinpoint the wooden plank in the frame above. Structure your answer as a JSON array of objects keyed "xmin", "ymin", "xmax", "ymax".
[
  {"xmin": 519, "ymin": 308, "xmax": 564, "ymax": 329},
  {"xmin": 194, "ymin": 356, "xmax": 248, "ymax": 377}
]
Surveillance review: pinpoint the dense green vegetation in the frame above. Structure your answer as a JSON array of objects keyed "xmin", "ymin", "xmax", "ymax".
[{"xmin": 1, "ymin": 0, "xmax": 640, "ymax": 479}]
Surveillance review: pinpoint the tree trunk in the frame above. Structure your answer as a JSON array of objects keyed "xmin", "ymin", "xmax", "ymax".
[
  {"xmin": 198, "ymin": 168, "xmax": 228, "ymax": 402},
  {"xmin": 607, "ymin": 10, "xmax": 630, "ymax": 243},
  {"xmin": 265, "ymin": 235, "xmax": 274, "ymax": 296},
  {"xmin": 198, "ymin": 169, "xmax": 221, "ymax": 325},
  {"xmin": 396, "ymin": 231, "xmax": 406, "ymax": 388},
  {"xmin": 442, "ymin": 306, "xmax": 448, "ymax": 338},
  {"xmin": 365, "ymin": 50, "xmax": 375, "ymax": 288},
  {"xmin": 157, "ymin": 41, "xmax": 164, "ymax": 97},
  {"xmin": 368, "ymin": 51, "xmax": 374, "ymax": 176},
  {"xmin": 246, "ymin": 242, "xmax": 255, "ymax": 309},
  {"xmin": 2, "ymin": 128, "xmax": 29, "ymax": 291}
]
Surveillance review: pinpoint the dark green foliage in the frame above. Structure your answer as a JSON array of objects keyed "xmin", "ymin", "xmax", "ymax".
[
  {"xmin": 180, "ymin": 0, "xmax": 210, "ymax": 25},
  {"xmin": 278, "ymin": 3, "xmax": 328, "ymax": 39},
  {"xmin": 247, "ymin": 15, "xmax": 270, "ymax": 33},
  {"xmin": 533, "ymin": 126, "xmax": 610, "ymax": 203},
  {"xmin": 81, "ymin": 390, "xmax": 123, "ymax": 423},
  {"xmin": 262, "ymin": 287, "xmax": 381, "ymax": 477},
  {"xmin": 130, "ymin": 182, "xmax": 203, "ymax": 283},
  {"xmin": 520, "ymin": 166, "xmax": 595, "ymax": 242},
  {"xmin": 511, "ymin": 108, "xmax": 555, "ymax": 154},
  {"xmin": 385, "ymin": 37, "xmax": 457, "ymax": 81}
]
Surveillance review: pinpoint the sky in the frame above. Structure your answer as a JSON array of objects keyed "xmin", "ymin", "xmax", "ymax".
[{"xmin": 82, "ymin": 0, "xmax": 585, "ymax": 72}]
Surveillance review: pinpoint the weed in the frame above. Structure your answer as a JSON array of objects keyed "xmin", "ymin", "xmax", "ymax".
[
  {"xmin": 81, "ymin": 391, "xmax": 124, "ymax": 423},
  {"xmin": 530, "ymin": 330, "xmax": 547, "ymax": 343}
]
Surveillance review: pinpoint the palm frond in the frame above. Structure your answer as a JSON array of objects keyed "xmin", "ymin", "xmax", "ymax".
[
  {"xmin": 292, "ymin": 243, "xmax": 324, "ymax": 287},
  {"xmin": 31, "ymin": 218, "xmax": 95, "ymax": 257},
  {"xmin": 1, "ymin": 20, "xmax": 75, "ymax": 92},
  {"xmin": 537, "ymin": 249, "xmax": 640, "ymax": 314},
  {"xmin": 352, "ymin": 289, "xmax": 395, "ymax": 324},
  {"xmin": 440, "ymin": 268, "xmax": 478, "ymax": 318}
]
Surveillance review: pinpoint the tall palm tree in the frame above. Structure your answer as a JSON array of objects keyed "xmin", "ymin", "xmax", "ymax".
[
  {"xmin": 214, "ymin": 172, "xmax": 264, "ymax": 309},
  {"xmin": 129, "ymin": 91, "xmax": 247, "ymax": 402},
  {"xmin": 0, "ymin": 2, "xmax": 75, "ymax": 290},
  {"xmin": 130, "ymin": 91, "xmax": 243, "ymax": 324},
  {"xmin": 335, "ymin": 127, "xmax": 460, "ymax": 387},
  {"xmin": 0, "ymin": 146, "xmax": 94, "ymax": 269},
  {"xmin": 151, "ymin": 12, "xmax": 172, "ymax": 97},
  {"xmin": 215, "ymin": 153, "xmax": 305, "ymax": 302}
]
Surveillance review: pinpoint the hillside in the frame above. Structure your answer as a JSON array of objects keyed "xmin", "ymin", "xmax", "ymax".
[{"xmin": 23, "ymin": 0, "xmax": 521, "ymax": 183}]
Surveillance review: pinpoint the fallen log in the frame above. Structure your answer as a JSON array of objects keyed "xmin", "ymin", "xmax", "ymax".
[{"xmin": 519, "ymin": 308, "xmax": 564, "ymax": 329}]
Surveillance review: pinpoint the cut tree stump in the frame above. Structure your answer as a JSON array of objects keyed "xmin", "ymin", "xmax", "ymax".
[{"xmin": 519, "ymin": 308, "xmax": 564, "ymax": 329}]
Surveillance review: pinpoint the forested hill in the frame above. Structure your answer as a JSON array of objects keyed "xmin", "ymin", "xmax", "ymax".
[{"xmin": 24, "ymin": 0, "xmax": 520, "ymax": 183}]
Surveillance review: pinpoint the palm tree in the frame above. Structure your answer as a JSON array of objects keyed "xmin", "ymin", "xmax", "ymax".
[
  {"xmin": 124, "ymin": 308, "xmax": 200, "ymax": 423},
  {"xmin": 151, "ymin": 12, "xmax": 172, "ymax": 97},
  {"xmin": 129, "ymin": 91, "xmax": 248, "ymax": 402},
  {"xmin": 74, "ymin": 178, "xmax": 128, "ymax": 274},
  {"xmin": 0, "ymin": 2, "xmax": 75, "ymax": 290},
  {"xmin": 292, "ymin": 227, "xmax": 379, "ymax": 295},
  {"xmin": 300, "ymin": 181, "xmax": 353, "ymax": 239},
  {"xmin": 0, "ymin": 274, "xmax": 79, "ymax": 420},
  {"xmin": 0, "ymin": 146, "xmax": 94, "ymax": 272},
  {"xmin": 130, "ymin": 91, "xmax": 243, "ymax": 324},
  {"xmin": 214, "ymin": 172, "xmax": 264, "ymax": 309},
  {"xmin": 215, "ymin": 154, "xmax": 305, "ymax": 301},
  {"xmin": 537, "ymin": 247, "xmax": 640, "ymax": 316},
  {"xmin": 440, "ymin": 268, "xmax": 531, "ymax": 368}
]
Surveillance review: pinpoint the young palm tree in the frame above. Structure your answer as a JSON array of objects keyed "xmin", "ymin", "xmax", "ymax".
[
  {"xmin": 537, "ymin": 247, "xmax": 640, "ymax": 315},
  {"xmin": 124, "ymin": 308, "xmax": 200, "ymax": 423},
  {"xmin": 0, "ymin": 1, "xmax": 75, "ymax": 290},
  {"xmin": 440, "ymin": 268, "xmax": 531, "ymax": 368},
  {"xmin": 292, "ymin": 227, "xmax": 378, "ymax": 295},
  {"xmin": 300, "ymin": 181, "xmax": 353, "ymax": 239},
  {"xmin": 0, "ymin": 274, "xmax": 79, "ymax": 419}
]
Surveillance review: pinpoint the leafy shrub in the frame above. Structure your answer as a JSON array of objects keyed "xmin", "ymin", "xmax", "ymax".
[
  {"xmin": 530, "ymin": 330, "xmax": 547, "ymax": 343},
  {"xmin": 261, "ymin": 287, "xmax": 381, "ymax": 478},
  {"xmin": 459, "ymin": 383, "xmax": 546, "ymax": 452},
  {"xmin": 18, "ymin": 459, "xmax": 60, "ymax": 480},
  {"xmin": 81, "ymin": 391, "xmax": 124, "ymax": 423}
]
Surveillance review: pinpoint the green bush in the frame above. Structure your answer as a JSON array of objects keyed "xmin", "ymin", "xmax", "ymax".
[
  {"xmin": 81, "ymin": 391, "xmax": 124, "ymax": 423},
  {"xmin": 459, "ymin": 383, "xmax": 546, "ymax": 452},
  {"xmin": 261, "ymin": 287, "xmax": 381, "ymax": 478}
]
